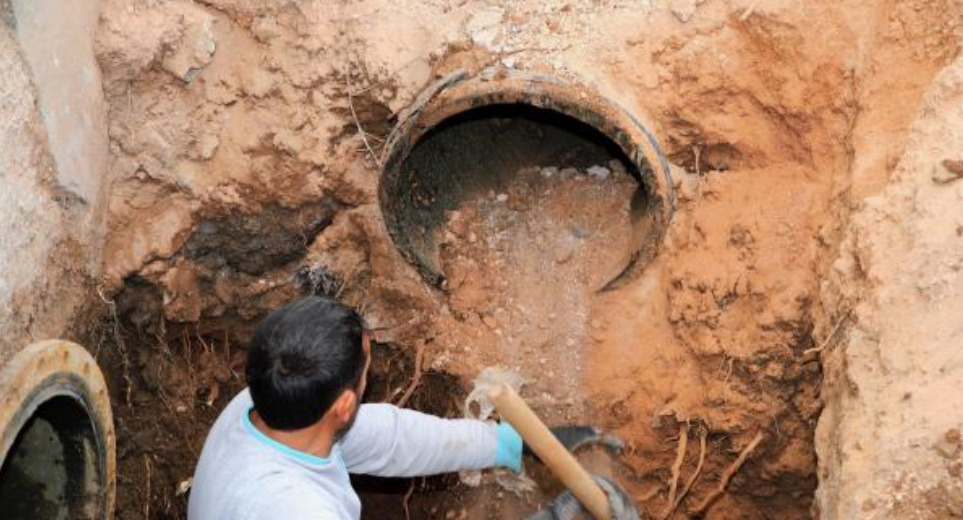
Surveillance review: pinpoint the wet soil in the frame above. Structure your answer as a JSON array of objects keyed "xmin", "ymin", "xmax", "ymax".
[{"xmin": 87, "ymin": 315, "xmax": 244, "ymax": 519}]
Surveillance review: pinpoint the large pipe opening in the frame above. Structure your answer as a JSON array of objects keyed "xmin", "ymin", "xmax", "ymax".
[
  {"xmin": 379, "ymin": 70, "xmax": 673, "ymax": 291},
  {"xmin": 0, "ymin": 395, "xmax": 102, "ymax": 519},
  {"xmin": 0, "ymin": 342, "xmax": 114, "ymax": 520},
  {"xmin": 391, "ymin": 103, "xmax": 649, "ymax": 289}
]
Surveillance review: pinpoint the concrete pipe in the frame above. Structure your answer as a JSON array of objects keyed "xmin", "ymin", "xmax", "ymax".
[
  {"xmin": 0, "ymin": 340, "xmax": 115, "ymax": 519},
  {"xmin": 379, "ymin": 68, "xmax": 674, "ymax": 291}
]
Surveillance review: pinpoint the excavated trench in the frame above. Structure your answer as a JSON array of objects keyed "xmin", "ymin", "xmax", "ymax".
[
  {"xmin": 93, "ymin": 76, "xmax": 699, "ymax": 519},
  {"xmin": 6, "ymin": 0, "xmax": 963, "ymax": 518},
  {"xmin": 90, "ymin": 61, "xmax": 822, "ymax": 519}
]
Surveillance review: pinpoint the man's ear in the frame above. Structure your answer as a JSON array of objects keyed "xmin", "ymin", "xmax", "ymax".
[{"xmin": 332, "ymin": 389, "xmax": 359, "ymax": 424}]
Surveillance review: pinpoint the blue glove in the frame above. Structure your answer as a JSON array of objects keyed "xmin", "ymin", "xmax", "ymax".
[{"xmin": 494, "ymin": 422, "xmax": 523, "ymax": 472}]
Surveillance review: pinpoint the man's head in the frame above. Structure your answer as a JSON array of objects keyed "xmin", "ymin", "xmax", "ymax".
[{"xmin": 246, "ymin": 296, "xmax": 370, "ymax": 431}]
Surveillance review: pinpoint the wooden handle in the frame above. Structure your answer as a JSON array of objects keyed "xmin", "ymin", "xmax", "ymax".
[{"xmin": 488, "ymin": 383, "xmax": 612, "ymax": 520}]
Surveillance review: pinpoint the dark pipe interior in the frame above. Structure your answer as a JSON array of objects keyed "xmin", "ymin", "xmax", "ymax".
[
  {"xmin": 390, "ymin": 103, "xmax": 648, "ymax": 283},
  {"xmin": 0, "ymin": 396, "xmax": 101, "ymax": 520}
]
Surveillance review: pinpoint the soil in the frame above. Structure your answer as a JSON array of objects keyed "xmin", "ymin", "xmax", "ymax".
[
  {"xmin": 432, "ymin": 164, "xmax": 640, "ymax": 423},
  {"xmin": 815, "ymin": 55, "xmax": 963, "ymax": 519},
  {"xmin": 86, "ymin": 303, "xmax": 471, "ymax": 520},
  {"xmin": 84, "ymin": 312, "xmax": 245, "ymax": 519},
  {"xmin": 80, "ymin": 0, "xmax": 963, "ymax": 519}
]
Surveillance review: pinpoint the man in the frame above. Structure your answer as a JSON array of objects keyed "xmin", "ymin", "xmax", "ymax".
[{"xmin": 188, "ymin": 296, "xmax": 636, "ymax": 519}]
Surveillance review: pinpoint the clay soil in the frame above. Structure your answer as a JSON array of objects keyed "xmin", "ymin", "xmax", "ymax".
[{"xmin": 85, "ymin": 0, "xmax": 963, "ymax": 518}]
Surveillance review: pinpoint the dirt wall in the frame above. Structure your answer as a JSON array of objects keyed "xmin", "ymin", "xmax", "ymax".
[
  {"xmin": 816, "ymin": 54, "xmax": 963, "ymax": 519},
  {"xmin": 0, "ymin": 0, "xmax": 108, "ymax": 364}
]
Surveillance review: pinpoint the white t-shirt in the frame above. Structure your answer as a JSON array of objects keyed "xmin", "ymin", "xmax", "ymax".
[{"xmin": 188, "ymin": 389, "xmax": 519, "ymax": 520}]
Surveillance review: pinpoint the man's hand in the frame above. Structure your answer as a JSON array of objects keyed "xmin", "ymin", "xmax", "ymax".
[{"xmin": 525, "ymin": 476, "xmax": 640, "ymax": 520}]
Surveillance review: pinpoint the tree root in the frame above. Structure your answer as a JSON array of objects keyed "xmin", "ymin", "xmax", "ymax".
[
  {"xmin": 661, "ymin": 425, "xmax": 707, "ymax": 519},
  {"xmin": 394, "ymin": 341, "xmax": 426, "ymax": 408},
  {"xmin": 689, "ymin": 431, "xmax": 765, "ymax": 516},
  {"xmin": 402, "ymin": 478, "xmax": 416, "ymax": 520},
  {"xmin": 663, "ymin": 425, "xmax": 689, "ymax": 516}
]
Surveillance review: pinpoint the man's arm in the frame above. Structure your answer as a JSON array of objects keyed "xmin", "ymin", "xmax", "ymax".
[{"xmin": 338, "ymin": 403, "xmax": 521, "ymax": 477}]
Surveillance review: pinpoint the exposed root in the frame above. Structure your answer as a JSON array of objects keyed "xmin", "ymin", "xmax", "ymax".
[
  {"xmin": 144, "ymin": 454, "xmax": 152, "ymax": 520},
  {"xmin": 637, "ymin": 485, "xmax": 663, "ymax": 503},
  {"xmin": 394, "ymin": 341, "xmax": 427, "ymax": 408},
  {"xmin": 345, "ymin": 78, "xmax": 383, "ymax": 168},
  {"xmin": 722, "ymin": 357, "xmax": 733, "ymax": 405},
  {"xmin": 478, "ymin": 45, "xmax": 572, "ymax": 70},
  {"xmin": 335, "ymin": 264, "xmax": 362, "ymax": 300},
  {"xmin": 689, "ymin": 431, "xmax": 765, "ymax": 517},
  {"xmin": 402, "ymin": 478, "xmax": 416, "ymax": 520},
  {"xmin": 739, "ymin": 0, "xmax": 762, "ymax": 21},
  {"xmin": 803, "ymin": 308, "xmax": 853, "ymax": 357},
  {"xmin": 662, "ymin": 425, "xmax": 707, "ymax": 519},
  {"xmin": 663, "ymin": 424, "xmax": 689, "ymax": 516},
  {"xmin": 182, "ymin": 328, "xmax": 198, "ymax": 409},
  {"xmin": 223, "ymin": 329, "xmax": 231, "ymax": 367},
  {"xmin": 97, "ymin": 284, "xmax": 133, "ymax": 406}
]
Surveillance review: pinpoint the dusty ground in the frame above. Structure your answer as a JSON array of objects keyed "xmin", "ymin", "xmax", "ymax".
[
  {"xmin": 816, "ymin": 55, "xmax": 963, "ymax": 519},
  {"xmin": 87, "ymin": 0, "xmax": 963, "ymax": 518}
]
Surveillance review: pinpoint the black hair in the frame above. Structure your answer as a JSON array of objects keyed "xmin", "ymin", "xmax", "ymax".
[{"xmin": 246, "ymin": 296, "xmax": 365, "ymax": 431}]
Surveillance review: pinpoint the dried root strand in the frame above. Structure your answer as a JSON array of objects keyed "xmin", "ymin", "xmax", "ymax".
[
  {"xmin": 663, "ymin": 424, "xmax": 689, "ymax": 516},
  {"xmin": 803, "ymin": 308, "xmax": 852, "ymax": 357},
  {"xmin": 689, "ymin": 431, "xmax": 765, "ymax": 516},
  {"xmin": 394, "ymin": 341, "xmax": 426, "ymax": 408},
  {"xmin": 662, "ymin": 425, "xmax": 708, "ymax": 519},
  {"xmin": 740, "ymin": 0, "xmax": 762, "ymax": 21},
  {"xmin": 402, "ymin": 478, "xmax": 416, "ymax": 520},
  {"xmin": 344, "ymin": 74, "xmax": 383, "ymax": 168}
]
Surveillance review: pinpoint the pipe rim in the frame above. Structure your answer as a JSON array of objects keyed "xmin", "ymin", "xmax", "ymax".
[
  {"xmin": 0, "ymin": 340, "xmax": 115, "ymax": 520},
  {"xmin": 379, "ymin": 67, "xmax": 674, "ymax": 290}
]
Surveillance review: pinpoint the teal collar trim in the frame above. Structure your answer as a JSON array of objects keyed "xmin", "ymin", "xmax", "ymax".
[{"xmin": 242, "ymin": 406, "xmax": 332, "ymax": 467}]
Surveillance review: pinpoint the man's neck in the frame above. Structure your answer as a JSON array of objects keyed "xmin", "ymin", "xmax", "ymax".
[{"xmin": 249, "ymin": 409, "xmax": 336, "ymax": 459}]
